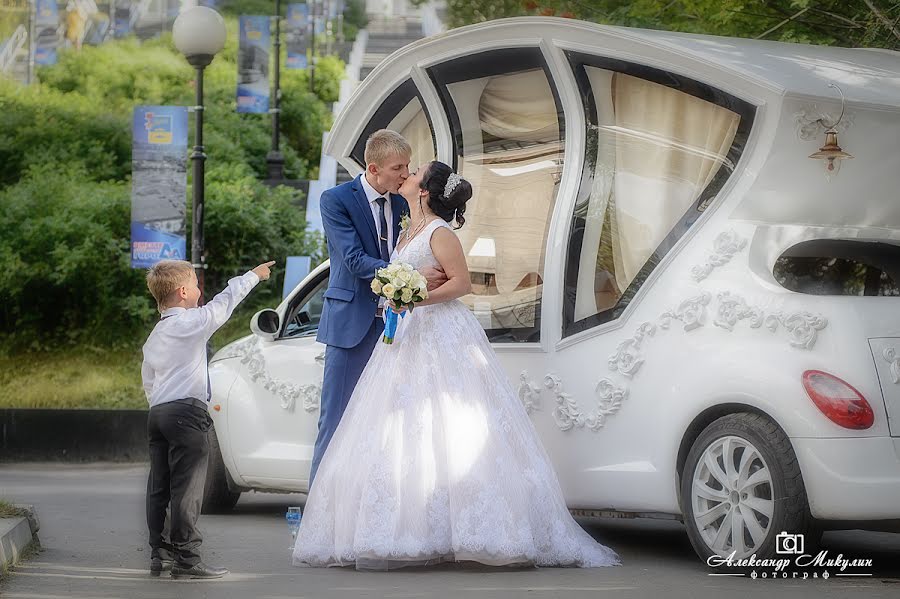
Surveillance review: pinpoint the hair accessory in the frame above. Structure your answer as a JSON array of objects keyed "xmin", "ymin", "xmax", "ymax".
[{"xmin": 443, "ymin": 172, "xmax": 462, "ymax": 197}]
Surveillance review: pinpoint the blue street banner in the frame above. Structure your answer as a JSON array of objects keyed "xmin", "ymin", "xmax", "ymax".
[
  {"xmin": 286, "ymin": 3, "xmax": 309, "ymax": 69},
  {"xmin": 237, "ymin": 15, "xmax": 270, "ymax": 114},
  {"xmin": 130, "ymin": 106, "xmax": 189, "ymax": 269},
  {"xmin": 113, "ymin": 1, "xmax": 133, "ymax": 38},
  {"xmin": 34, "ymin": 0, "xmax": 59, "ymax": 65},
  {"xmin": 312, "ymin": 0, "xmax": 324, "ymax": 35}
]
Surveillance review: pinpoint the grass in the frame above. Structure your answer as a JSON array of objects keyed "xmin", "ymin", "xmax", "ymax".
[
  {"xmin": 0, "ymin": 305, "xmax": 262, "ymax": 410},
  {"xmin": 0, "ymin": 500, "xmax": 26, "ymax": 519}
]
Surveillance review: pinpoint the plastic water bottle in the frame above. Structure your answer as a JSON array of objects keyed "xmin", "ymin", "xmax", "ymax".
[{"xmin": 286, "ymin": 507, "xmax": 302, "ymax": 550}]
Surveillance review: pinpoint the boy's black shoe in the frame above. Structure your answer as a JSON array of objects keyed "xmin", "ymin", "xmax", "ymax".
[
  {"xmin": 150, "ymin": 557, "xmax": 174, "ymax": 576},
  {"xmin": 170, "ymin": 561, "xmax": 229, "ymax": 579}
]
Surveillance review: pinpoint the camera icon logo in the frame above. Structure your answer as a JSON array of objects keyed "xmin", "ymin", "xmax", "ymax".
[{"xmin": 776, "ymin": 531, "xmax": 805, "ymax": 555}]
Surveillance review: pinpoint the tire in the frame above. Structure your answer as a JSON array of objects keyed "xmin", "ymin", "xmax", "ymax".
[
  {"xmin": 202, "ymin": 425, "xmax": 241, "ymax": 514},
  {"xmin": 681, "ymin": 412, "xmax": 818, "ymax": 563}
]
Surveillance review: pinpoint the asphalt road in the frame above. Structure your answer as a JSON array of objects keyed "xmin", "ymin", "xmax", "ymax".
[{"xmin": 1, "ymin": 463, "xmax": 897, "ymax": 599}]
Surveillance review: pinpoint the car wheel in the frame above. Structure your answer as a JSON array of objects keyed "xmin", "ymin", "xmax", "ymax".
[
  {"xmin": 202, "ymin": 425, "xmax": 241, "ymax": 514},
  {"xmin": 681, "ymin": 412, "xmax": 817, "ymax": 562}
]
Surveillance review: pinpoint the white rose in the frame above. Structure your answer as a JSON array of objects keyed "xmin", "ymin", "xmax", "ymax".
[
  {"xmin": 397, "ymin": 270, "xmax": 412, "ymax": 283},
  {"xmin": 401, "ymin": 288, "xmax": 413, "ymax": 303},
  {"xmin": 392, "ymin": 277, "xmax": 405, "ymax": 288},
  {"xmin": 414, "ymin": 274, "xmax": 428, "ymax": 289},
  {"xmin": 381, "ymin": 283, "xmax": 396, "ymax": 298},
  {"xmin": 370, "ymin": 279, "xmax": 383, "ymax": 294},
  {"xmin": 402, "ymin": 263, "xmax": 414, "ymax": 272}
]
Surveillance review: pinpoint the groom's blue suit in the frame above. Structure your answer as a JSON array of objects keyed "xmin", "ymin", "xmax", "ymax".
[{"xmin": 310, "ymin": 174, "xmax": 406, "ymax": 487}]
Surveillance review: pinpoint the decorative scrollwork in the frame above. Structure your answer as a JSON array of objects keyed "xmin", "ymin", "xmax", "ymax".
[{"xmin": 691, "ymin": 231, "xmax": 747, "ymax": 282}]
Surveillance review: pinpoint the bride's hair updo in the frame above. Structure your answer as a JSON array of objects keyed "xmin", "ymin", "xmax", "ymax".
[{"xmin": 420, "ymin": 161, "xmax": 472, "ymax": 229}]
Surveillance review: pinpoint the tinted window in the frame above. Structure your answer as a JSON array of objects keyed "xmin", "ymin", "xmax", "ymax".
[
  {"xmin": 774, "ymin": 240, "xmax": 900, "ymax": 296},
  {"xmin": 282, "ymin": 276, "xmax": 328, "ymax": 338}
]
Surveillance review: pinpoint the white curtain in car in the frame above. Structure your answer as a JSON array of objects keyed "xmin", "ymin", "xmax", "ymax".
[{"xmin": 575, "ymin": 68, "xmax": 740, "ymax": 320}]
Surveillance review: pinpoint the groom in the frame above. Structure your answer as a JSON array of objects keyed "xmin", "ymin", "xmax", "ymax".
[{"xmin": 310, "ymin": 130, "xmax": 443, "ymax": 487}]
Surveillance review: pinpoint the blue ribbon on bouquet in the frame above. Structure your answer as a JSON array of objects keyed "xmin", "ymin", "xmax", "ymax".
[{"xmin": 382, "ymin": 306, "xmax": 407, "ymax": 345}]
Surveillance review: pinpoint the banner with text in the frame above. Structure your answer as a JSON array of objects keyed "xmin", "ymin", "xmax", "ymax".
[
  {"xmin": 130, "ymin": 106, "xmax": 188, "ymax": 269},
  {"xmin": 237, "ymin": 15, "xmax": 271, "ymax": 113},
  {"xmin": 34, "ymin": 0, "xmax": 59, "ymax": 65},
  {"xmin": 286, "ymin": 3, "xmax": 309, "ymax": 69}
]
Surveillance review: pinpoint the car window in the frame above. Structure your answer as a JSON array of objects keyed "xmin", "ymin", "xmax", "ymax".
[
  {"xmin": 429, "ymin": 47, "xmax": 565, "ymax": 343},
  {"xmin": 774, "ymin": 240, "xmax": 900, "ymax": 296},
  {"xmin": 562, "ymin": 53, "xmax": 755, "ymax": 338},
  {"xmin": 350, "ymin": 79, "xmax": 436, "ymax": 169},
  {"xmin": 282, "ymin": 277, "xmax": 328, "ymax": 338}
]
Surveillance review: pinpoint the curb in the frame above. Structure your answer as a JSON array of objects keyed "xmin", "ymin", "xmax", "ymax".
[
  {"xmin": 0, "ymin": 409, "xmax": 148, "ymax": 462},
  {"xmin": 0, "ymin": 505, "xmax": 40, "ymax": 577}
]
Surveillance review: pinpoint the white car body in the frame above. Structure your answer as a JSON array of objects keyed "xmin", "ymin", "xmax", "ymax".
[{"xmin": 208, "ymin": 18, "xmax": 900, "ymax": 559}]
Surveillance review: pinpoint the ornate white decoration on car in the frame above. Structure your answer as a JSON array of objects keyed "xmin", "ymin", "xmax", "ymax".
[
  {"xmin": 660, "ymin": 293, "xmax": 711, "ymax": 332},
  {"xmin": 217, "ymin": 337, "xmax": 322, "ymax": 412},
  {"xmin": 544, "ymin": 374, "xmax": 629, "ymax": 432},
  {"xmin": 766, "ymin": 312, "xmax": 828, "ymax": 350},
  {"xmin": 546, "ymin": 374, "xmax": 583, "ymax": 432},
  {"xmin": 611, "ymin": 292, "xmax": 827, "ymax": 384},
  {"xmin": 882, "ymin": 347, "xmax": 900, "ymax": 384},
  {"xmin": 691, "ymin": 231, "xmax": 747, "ymax": 282},
  {"xmin": 608, "ymin": 322, "xmax": 656, "ymax": 377},
  {"xmin": 517, "ymin": 370, "xmax": 542, "ymax": 414},
  {"xmin": 714, "ymin": 291, "xmax": 763, "ymax": 331}
]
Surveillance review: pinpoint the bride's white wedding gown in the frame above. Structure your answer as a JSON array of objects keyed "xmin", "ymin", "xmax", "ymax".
[{"xmin": 292, "ymin": 219, "xmax": 619, "ymax": 570}]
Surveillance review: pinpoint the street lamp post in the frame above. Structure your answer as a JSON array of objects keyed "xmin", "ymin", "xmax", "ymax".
[
  {"xmin": 173, "ymin": 6, "xmax": 227, "ymax": 299},
  {"xmin": 267, "ymin": 0, "xmax": 285, "ymax": 180}
]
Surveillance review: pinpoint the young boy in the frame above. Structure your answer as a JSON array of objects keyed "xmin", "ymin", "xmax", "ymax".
[{"xmin": 142, "ymin": 259, "xmax": 274, "ymax": 579}]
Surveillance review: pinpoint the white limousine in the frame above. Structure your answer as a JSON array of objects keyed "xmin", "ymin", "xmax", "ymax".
[{"xmin": 204, "ymin": 17, "xmax": 900, "ymax": 562}]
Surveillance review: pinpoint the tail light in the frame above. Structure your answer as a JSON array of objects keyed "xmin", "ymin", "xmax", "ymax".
[{"xmin": 802, "ymin": 370, "xmax": 874, "ymax": 430}]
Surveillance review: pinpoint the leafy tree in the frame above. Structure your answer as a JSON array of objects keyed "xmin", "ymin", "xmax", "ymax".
[{"xmin": 437, "ymin": 0, "xmax": 900, "ymax": 49}]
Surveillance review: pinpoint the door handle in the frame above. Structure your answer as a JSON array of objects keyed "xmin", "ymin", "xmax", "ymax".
[{"xmin": 315, "ymin": 352, "xmax": 326, "ymax": 365}]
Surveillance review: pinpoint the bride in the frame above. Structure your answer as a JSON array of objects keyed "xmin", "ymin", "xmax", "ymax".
[{"xmin": 292, "ymin": 161, "xmax": 619, "ymax": 570}]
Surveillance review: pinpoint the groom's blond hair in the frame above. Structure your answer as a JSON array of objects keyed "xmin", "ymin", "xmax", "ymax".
[{"xmin": 364, "ymin": 129, "xmax": 411, "ymax": 167}]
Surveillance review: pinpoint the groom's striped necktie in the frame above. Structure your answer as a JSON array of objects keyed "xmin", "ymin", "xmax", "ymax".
[{"xmin": 375, "ymin": 197, "xmax": 390, "ymax": 262}]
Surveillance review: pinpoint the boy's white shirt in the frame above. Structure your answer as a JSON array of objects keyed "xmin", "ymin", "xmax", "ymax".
[{"xmin": 141, "ymin": 271, "xmax": 259, "ymax": 408}]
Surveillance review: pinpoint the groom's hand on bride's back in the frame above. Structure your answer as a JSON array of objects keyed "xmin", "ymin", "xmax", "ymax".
[
  {"xmin": 420, "ymin": 266, "xmax": 447, "ymax": 291},
  {"xmin": 252, "ymin": 261, "xmax": 276, "ymax": 281}
]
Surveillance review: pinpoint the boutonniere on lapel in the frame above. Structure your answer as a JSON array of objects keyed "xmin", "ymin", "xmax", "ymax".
[{"xmin": 399, "ymin": 211, "xmax": 411, "ymax": 233}]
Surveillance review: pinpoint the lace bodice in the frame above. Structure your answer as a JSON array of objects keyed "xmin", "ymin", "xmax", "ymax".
[{"xmin": 392, "ymin": 218, "xmax": 450, "ymax": 271}]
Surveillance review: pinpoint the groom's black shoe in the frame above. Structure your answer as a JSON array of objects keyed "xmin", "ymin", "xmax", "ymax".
[
  {"xmin": 149, "ymin": 557, "xmax": 174, "ymax": 577},
  {"xmin": 170, "ymin": 561, "xmax": 229, "ymax": 580}
]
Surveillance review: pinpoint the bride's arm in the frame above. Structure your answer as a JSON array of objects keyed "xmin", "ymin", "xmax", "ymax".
[{"xmin": 416, "ymin": 227, "xmax": 472, "ymax": 306}]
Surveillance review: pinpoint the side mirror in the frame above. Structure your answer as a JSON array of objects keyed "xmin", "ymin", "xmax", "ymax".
[{"xmin": 250, "ymin": 309, "xmax": 280, "ymax": 340}]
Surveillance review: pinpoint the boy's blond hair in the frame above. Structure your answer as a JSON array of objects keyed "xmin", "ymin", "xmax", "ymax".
[
  {"xmin": 147, "ymin": 260, "xmax": 194, "ymax": 312},
  {"xmin": 364, "ymin": 129, "xmax": 411, "ymax": 167}
]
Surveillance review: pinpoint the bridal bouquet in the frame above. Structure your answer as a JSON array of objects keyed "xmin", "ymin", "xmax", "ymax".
[{"xmin": 371, "ymin": 262, "xmax": 428, "ymax": 344}]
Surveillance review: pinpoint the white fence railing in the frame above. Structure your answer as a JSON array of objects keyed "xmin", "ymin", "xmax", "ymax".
[{"xmin": 0, "ymin": 25, "xmax": 27, "ymax": 75}]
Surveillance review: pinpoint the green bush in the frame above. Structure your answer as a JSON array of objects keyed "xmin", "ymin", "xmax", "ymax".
[
  {"xmin": 0, "ymin": 13, "xmax": 338, "ymax": 353},
  {"xmin": 0, "ymin": 79, "xmax": 132, "ymax": 187},
  {"xmin": 0, "ymin": 164, "xmax": 323, "ymax": 352}
]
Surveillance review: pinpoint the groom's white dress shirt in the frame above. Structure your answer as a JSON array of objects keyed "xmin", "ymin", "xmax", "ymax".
[
  {"xmin": 141, "ymin": 271, "xmax": 259, "ymax": 408},
  {"xmin": 361, "ymin": 173, "xmax": 395, "ymax": 251}
]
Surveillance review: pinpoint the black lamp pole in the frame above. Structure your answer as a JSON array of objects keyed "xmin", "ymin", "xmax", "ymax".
[
  {"xmin": 187, "ymin": 54, "xmax": 213, "ymax": 299},
  {"xmin": 267, "ymin": 0, "xmax": 284, "ymax": 179}
]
